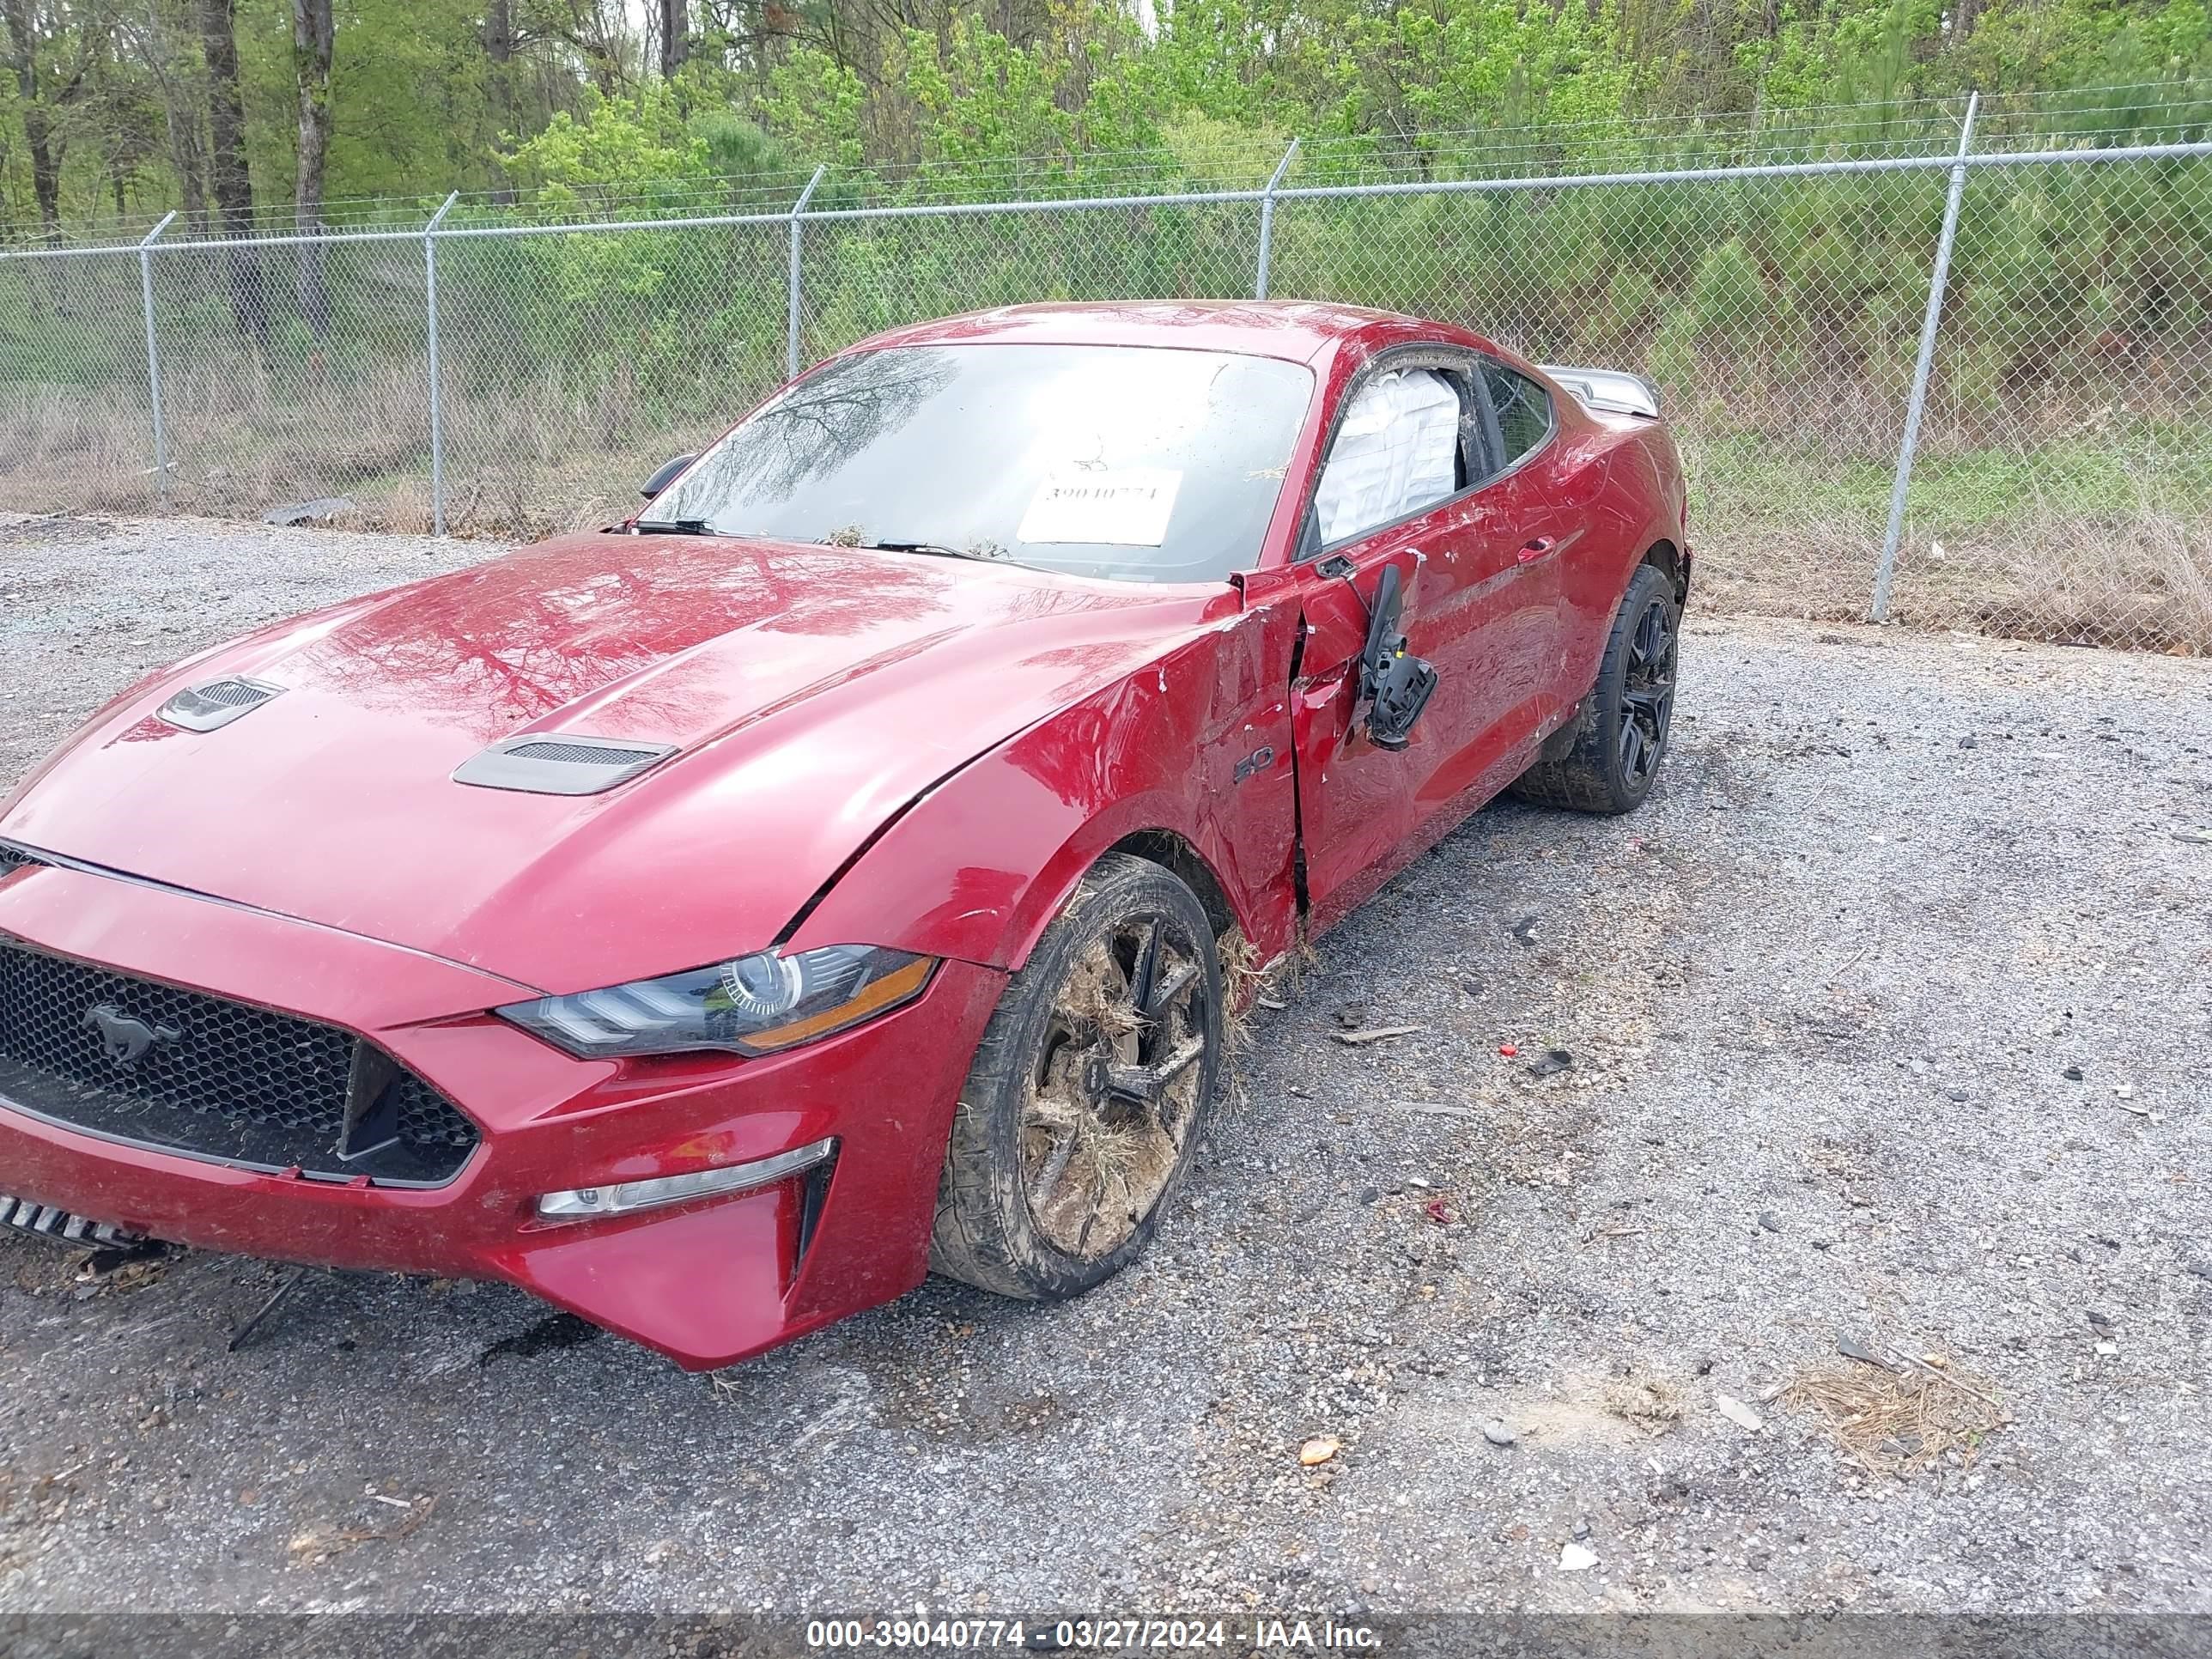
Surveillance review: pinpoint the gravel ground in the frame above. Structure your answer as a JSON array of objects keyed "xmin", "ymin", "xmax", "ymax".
[{"xmin": 1, "ymin": 511, "xmax": 2209, "ymax": 1622}]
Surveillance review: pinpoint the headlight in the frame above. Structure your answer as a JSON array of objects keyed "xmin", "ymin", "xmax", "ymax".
[{"xmin": 496, "ymin": 945, "xmax": 933, "ymax": 1059}]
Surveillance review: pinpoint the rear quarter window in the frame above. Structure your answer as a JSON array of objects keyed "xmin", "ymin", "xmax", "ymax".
[{"xmin": 1483, "ymin": 363, "xmax": 1554, "ymax": 465}]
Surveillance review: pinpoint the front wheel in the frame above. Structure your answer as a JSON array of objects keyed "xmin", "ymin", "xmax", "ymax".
[
  {"xmin": 1512, "ymin": 562, "xmax": 1680, "ymax": 815},
  {"xmin": 931, "ymin": 853, "xmax": 1224, "ymax": 1301}
]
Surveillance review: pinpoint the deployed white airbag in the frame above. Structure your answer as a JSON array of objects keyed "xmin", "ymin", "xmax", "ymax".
[{"xmin": 1311, "ymin": 368, "xmax": 1461, "ymax": 545}]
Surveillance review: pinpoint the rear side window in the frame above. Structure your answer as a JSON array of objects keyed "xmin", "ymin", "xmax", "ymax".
[{"xmin": 1482, "ymin": 362, "xmax": 1553, "ymax": 465}]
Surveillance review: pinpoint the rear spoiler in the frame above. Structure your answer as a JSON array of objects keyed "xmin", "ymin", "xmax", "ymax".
[{"xmin": 1539, "ymin": 365, "xmax": 1661, "ymax": 419}]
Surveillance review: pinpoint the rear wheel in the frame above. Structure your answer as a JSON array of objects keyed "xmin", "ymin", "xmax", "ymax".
[
  {"xmin": 932, "ymin": 854, "xmax": 1222, "ymax": 1301},
  {"xmin": 1512, "ymin": 562, "xmax": 1680, "ymax": 816}
]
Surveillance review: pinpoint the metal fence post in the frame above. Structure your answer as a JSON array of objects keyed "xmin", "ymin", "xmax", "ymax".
[
  {"xmin": 788, "ymin": 165, "xmax": 826, "ymax": 381},
  {"xmin": 1870, "ymin": 92, "xmax": 1979, "ymax": 622},
  {"xmin": 136, "ymin": 211, "xmax": 177, "ymax": 507},
  {"xmin": 1255, "ymin": 139, "xmax": 1301, "ymax": 301},
  {"xmin": 423, "ymin": 191, "xmax": 459, "ymax": 536}
]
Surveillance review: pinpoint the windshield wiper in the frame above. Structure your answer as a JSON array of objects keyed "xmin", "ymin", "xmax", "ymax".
[
  {"xmin": 860, "ymin": 538, "xmax": 1000, "ymax": 563},
  {"xmin": 630, "ymin": 517, "xmax": 715, "ymax": 537}
]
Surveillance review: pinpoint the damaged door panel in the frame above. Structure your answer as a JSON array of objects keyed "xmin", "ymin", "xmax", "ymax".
[
  {"xmin": 1283, "ymin": 350, "xmax": 1565, "ymax": 929},
  {"xmin": 1291, "ymin": 539, "xmax": 1436, "ymax": 929},
  {"xmin": 1198, "ymin": 592, "xmax": 1304, "ymax": 960}
]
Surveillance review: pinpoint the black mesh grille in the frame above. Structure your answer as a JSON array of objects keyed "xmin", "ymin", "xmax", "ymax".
[
  {"xmin": 505, "ymin": 740, "xmax": 658, "ymax": 765},
  {"xmin": 0, "ymin": 846, "xmax": 42, "ymax": 878},
  {"xmin": 196, "ymin": 679, "xmax": 270, "ymax": 709},
  {"xmin": 392, "ymin": 1074, "xmax": 473, "ymax": 1150},
  {"xmin": 0, "ymin": 939, "xmax": 477, "ymax": 1184}
]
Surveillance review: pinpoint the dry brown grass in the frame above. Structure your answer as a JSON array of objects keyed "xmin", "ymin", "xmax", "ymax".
[
  {"xmin": 1021, "ymin": 1085, "xmax": 1174, "ymax": 1247},
  {"xmin": 1216, "ymin": 926, "xmax": 1269, "ymax": 1060},
  {"xmin": 1217, "ymin": 926, "xmax": 1263, "ymax": 1005},
  {"xmin": 283, "ymin": 1495, "xmax": 436, "ymax": 1568},
  {"xmin": 0, "ymin": 359, "xmax": 684, "ymax": 540},
  {"xmin": 1784, "ymin": 1350, "xmax": 2011, "ymax": 1478},
  {"xmin": 1691, "ymin": 499, "xmax": 2212, "ymax": 653},
  {"xmin": 1062, "ymin": 950, "xmax": 1145, "ymax": 1040},
  {"xmin": 1942, "ymin": 502, "xmax": 2212, "ymax": 653},
  {"xmin": 1601, "ymin": 1375, "xmax": 1686, "ymax": 1435}
]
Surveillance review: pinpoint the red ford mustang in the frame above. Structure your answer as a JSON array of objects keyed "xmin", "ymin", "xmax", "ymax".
[{"xmin": 0, "ymin": 302, "xmax": 1686, "ymax": 1369}]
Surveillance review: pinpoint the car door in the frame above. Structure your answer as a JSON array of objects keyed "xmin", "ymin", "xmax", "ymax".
[
  {"xmin": 1289, "ymin": 349, "xmax": 1567, "ymax": 929},
  {"xmin": 1395, "ymin": 356, "xmax": 1577, "ymax": 817},
  {"xmin": 1287, "ymin": 353, "xmax": 1493, "ymax": 927}
]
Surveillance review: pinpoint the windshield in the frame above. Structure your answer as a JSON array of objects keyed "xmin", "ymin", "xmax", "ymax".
[{"xmin": 652, "ymin": 343, "xmax": 1316, "ymax": 583}]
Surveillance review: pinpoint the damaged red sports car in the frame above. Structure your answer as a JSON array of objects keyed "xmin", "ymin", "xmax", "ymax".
[{"xmin": 0, "ymin": 302, "xmax": 1687, "ymax": 1369}]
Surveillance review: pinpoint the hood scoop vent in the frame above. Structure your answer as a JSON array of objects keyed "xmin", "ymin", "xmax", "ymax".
[
  {"xmin": 159, "ymin": 677, "xmax": 285, "ymax": 732},
  {"xmin": 453, "ymin": 735, "xmax": 678, "ymax": 796}
]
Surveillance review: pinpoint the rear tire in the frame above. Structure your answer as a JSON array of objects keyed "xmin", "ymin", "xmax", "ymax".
[
  {"xmin": 931, "ymin": 853, "xmax": 1223, "ymax": 1301},
  {"xmin": 1512, "ymin": 562, "xmax": 1680, "ymax": 815}
]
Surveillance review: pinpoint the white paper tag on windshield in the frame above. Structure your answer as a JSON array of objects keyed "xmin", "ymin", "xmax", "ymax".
[{"xmin": 1017, "ymin": 468, "xmax": 1182, "ymax": 546}]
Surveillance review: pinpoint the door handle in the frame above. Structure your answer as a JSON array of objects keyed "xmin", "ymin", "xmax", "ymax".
[{"xmin": 1516, "ymin": 538, "xmax": 1553, "ymax": 563}]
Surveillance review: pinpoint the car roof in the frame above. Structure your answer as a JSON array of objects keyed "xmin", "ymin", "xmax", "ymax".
[{"xmin": 841, "ymin": 301, "xmax": 1432, "ymax": 364}]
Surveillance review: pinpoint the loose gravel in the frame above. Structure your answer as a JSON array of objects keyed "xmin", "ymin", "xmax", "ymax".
[{"xmin": 2, "ymin": 511, "xmax": 2209, "ymax": 1618}]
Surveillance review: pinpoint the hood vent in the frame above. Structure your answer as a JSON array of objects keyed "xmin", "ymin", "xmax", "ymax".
[
  {"xmin": 453, "ymin": 735, "xmax": 678, "ymax": 796},
  {"xmin": 158, "ymin": 677, "xmax": 284, "ymax": 732}
]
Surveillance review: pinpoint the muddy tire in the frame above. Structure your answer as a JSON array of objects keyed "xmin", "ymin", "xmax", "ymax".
[
  {"xmin": 931, "ymin": 853, "xmax": 1223, "ymax": 1301},
  {"xmin": 1511, "ymin": 562, "xmax": 1680, "ymax": 815}
]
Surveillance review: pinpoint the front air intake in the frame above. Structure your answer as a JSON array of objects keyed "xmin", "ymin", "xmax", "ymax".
[
  {"xmin": 0, "ymin": 938, "xmax": 479, "ymax": 1186},
  {"xmin": 0, "ymin": 844, "xmax": 45, "ymax": 879},
  {"xmin": 158, "ymin": 677, "xmax": 283, "ymax": 732},
  {"xmin": 452, "ymin": 735, "xmax": 678, "ymax": 796},
  {"xmin": 1, "ymin": 1192, "xmax": 143, "ymax": 1246}
]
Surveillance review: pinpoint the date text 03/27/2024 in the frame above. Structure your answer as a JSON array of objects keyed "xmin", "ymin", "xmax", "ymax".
[{"xmin": 803, "ymin": 1617, "xmax": 1385, "ymax": 1650}]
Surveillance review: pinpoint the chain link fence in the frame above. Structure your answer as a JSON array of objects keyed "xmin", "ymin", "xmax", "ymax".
[{"xmin": 1, "ymin": 100, "xmax": 2208, "ymax": 652}]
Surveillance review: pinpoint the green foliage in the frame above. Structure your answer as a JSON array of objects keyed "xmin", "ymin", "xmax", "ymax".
[
  {"xmin": 890, "ymin": 5, "xmax": 1164, "ymax": 182},
  {"xmin": 1156, "ymin": 112, "xmax": 1296, "ymax": 185},
  {"xmin": 757, "ymin": 49, "xmax": 870, "ymax": 173},
  {"xmin": 1603, "ymin": 265, "xmax": 1662, "ymax": 342},
  {"xmin": 5, "ymin": 0, "xmax": 2209, "ymax": 234},
  {"xmin": 500, "ymin": 85, "xmax": 712, "ymax": 216},
  {"xmin": 690, "ymin": 110, "xmax": 797, "ymax": 181},
  {"xmin": 1688, "ymin": 238, "xmax": 1769, "ymax": 348}
]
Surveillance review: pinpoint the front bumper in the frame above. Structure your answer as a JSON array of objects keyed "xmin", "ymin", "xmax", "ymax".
[{"xmin": 0, "ymin": 862, "xmax": 1005, "ymax": 1369}]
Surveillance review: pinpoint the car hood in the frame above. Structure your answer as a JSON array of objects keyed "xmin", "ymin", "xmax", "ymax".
[{"xmin": 1, "ymin": 534, "xmax": 1230, "ymax": 994}]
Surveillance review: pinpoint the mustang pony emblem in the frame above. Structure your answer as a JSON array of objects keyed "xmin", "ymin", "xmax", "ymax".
[{"xmin": 81, "ymin": 1004, "xmax": 180, "ymax": 1068}]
